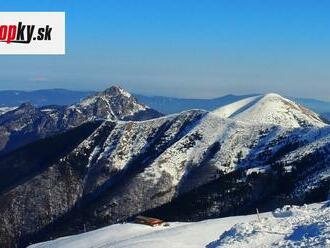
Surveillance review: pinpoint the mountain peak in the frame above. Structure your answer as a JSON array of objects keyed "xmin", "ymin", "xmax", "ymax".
[
  {"xmin": 263, "ymin": 92, "xmax": 282, "ymax": 98},
  {"xmin": 11, "ymin": 102, "xmax": 37, "ymax": 115},
  {"xmin": 67, "ymin": 86, "xmax": 162, "ymax": 122},
  {"xmin": 213, "ymin": 93, "xmax": 326, "ymax": 128},
  {"xmin": 102, "ymin": 85, "xmax": 132, "ymax": 98},
  {"xmin": 78, "ymin": 85, "xmax": 142, "ymax": 111},
  {"xmin": 18, "ymin": 102, "xmax": 35, "ymax": 109}
]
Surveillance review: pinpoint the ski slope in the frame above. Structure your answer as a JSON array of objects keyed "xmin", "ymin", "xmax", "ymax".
[{"xmin": 29, "ymin": 201, "xmax": 330, "ymax": 248}]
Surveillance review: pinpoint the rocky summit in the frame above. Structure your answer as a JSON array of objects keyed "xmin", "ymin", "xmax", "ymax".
[{"xmin": 0, "ymin": 86, "xmax": 162, "ymax": 155}]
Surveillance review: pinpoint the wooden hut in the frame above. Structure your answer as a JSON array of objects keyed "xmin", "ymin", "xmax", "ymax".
[{"xmin": 134, "ymin": 216, "xmax": 164, "ymax": 227}]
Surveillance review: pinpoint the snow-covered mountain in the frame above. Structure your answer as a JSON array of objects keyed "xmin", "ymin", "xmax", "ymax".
[
  {"xmin": 29, "ymin": 201, "xmax": 330, "ymax": 248},
  {"xmin": 0, "ymin": 93, "xmax": 330, "ymax": 247},
  {"xmin": 136, "ymin": 94, "xmax": 330, "ymax": 116},
  {"xmin": 0, "ymin": 86, "xmax": 162, "ymax": 155},
  {"xmin": 64, "ymin": 86, "xmax": 161, "ymax": 125},
  {"xmin": 213, "ymin": 93, "xmax": 325, "ymax": 128}
]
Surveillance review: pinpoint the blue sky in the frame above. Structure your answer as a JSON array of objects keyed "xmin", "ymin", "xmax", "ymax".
[{"xmin": 0, "ymin": 0, "xmax": 330, "ymax": 99}]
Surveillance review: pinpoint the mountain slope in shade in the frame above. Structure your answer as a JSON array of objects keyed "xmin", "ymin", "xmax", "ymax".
[
  {"xmin": 0, "ymin": 110, "xmax": 206, "ymax": 247},
  {"xmin": 0, "ymin": 94, "xmax": 330, "ymax": 247},
  {"xmin": 213, "ymin": 93, "xmax": 325, "ymax": 128},
  {"xmin": 0, "ymin": 86, "xmax": 162, "ymax": 155}
]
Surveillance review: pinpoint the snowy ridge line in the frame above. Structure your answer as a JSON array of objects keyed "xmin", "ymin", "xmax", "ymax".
[
  {"xmin": 0, "ymin": 106, "xmax": 17, "ymax": 115},
  {"xmin": 213, "ymin": 93, "xmax": 326, "ymax": 128},
  {"xmin": 212, "ymin": 95, "xmax": 262, "ymax": 118}
]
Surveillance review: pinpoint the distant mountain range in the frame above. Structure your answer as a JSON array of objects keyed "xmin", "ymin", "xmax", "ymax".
[
  {"xmin": 1, "ymin": 89, "xmax": 330, "ymax": 118},
  {"xmin": 1, "ymin": 87, "xmax": 330, "ymax": 247},
  {"xmin": 0, "ymin": 89, "xmax": 93, "ymax": 107}
]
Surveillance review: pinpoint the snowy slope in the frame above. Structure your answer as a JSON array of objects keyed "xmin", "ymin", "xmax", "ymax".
[
  {"xmin": 29, "ymin": 201, "xmax": 330, "ymax": 248},
  {"xmin": 209, "ymin": 202, "xmax": 330, "ymax": 248},
  {"xmin": 28, "ymin": 212, "xmax": 270, "ymax": 248},
  {"xmin": 213, "ymin": 93, "xmax": 326, "ymax": 128},
  {"xmin": 212, "ymin": 95, "xmax": 262, "ymax": 119}
]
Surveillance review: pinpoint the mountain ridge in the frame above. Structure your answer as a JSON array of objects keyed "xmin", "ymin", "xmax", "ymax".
[
  {"xmin": 0, "ymin": 86, "xmax": 162, "ymax": 155},
  {"xmin": 0, "ymin": 91, "xmax": 330, "ymax": 247},
  {"xmin": 213, "ymin": 93, "xmax": 326, "ymax": 128},
  {"xmin": 1, "ymin": 88, "xmax": 330, "ymax": 118}
]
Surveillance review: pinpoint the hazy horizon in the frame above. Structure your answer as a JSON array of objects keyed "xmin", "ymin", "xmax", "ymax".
[{"xmin": 1, "ymin": 86, "xmax": 330, "ymax": 103}]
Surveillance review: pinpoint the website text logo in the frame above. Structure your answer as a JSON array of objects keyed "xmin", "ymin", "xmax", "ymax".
[{"xmin": 0, "ymin": 12, "xmax": 65, "ymax": 54}]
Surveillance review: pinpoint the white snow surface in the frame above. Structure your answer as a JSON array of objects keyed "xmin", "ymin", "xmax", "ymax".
[
  {"xmin": 212, "ymin": 95, "xmax": 262, "ymax": 119},
  {"xmin": 29, "ymin": 201, "xmax": 330, "ymax": 248},
  {"xmin": 213, "ymin": 93, "xmax": 326, "ymax": 128},
  {"xmin": 118, "ymin": 86, "xmax": 132, "ymax": 98},
  {"xmin": 0, "ymin": 106, "xmax": 17, "ymax": 115}
]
